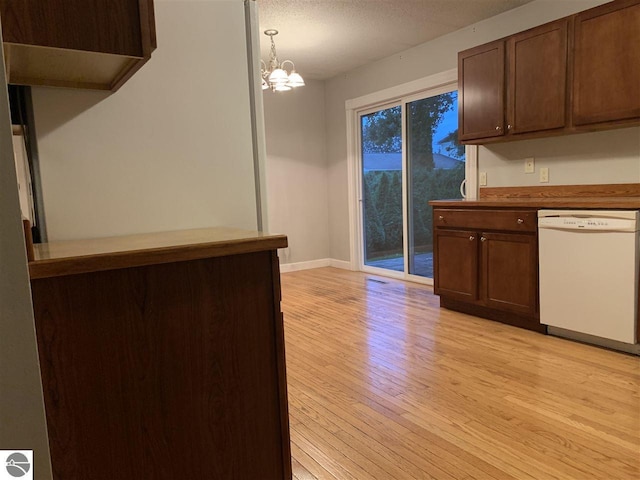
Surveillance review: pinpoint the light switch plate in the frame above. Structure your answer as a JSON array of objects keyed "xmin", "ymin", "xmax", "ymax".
[
  {"xmin": 540, "ymin": 167, "xmax": 549, "ymax": 183},
  {"xmin": 525, "ymin": 157, "xmax": 535, "ymax": 173},
  {"xmin": 479, "ymin": 171, "xmax": 487, "ymax": 186}
]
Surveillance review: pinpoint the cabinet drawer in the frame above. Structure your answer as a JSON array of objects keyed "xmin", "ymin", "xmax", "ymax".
[{"xmin": 434, "ymin": 209, "xmax": 537, "ymax": 232}]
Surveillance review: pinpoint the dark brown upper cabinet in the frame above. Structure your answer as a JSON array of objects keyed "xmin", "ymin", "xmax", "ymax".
[
  {"xmin": 459, "ymin": 20, "xmax": 568, "ymax": 143},
  {"xmin": 507, "ymin": 19, "xmax": 568, "ymax": 135},
  {"xmin": 572, "ymin": 0, "xmax": 640, "ymax": 127},
  {"xmin": 458, "ymin": 40, "xmax": 505, "ymax": 142},
  {"xmin": 458, "ymin": 0, "xmax": 639, "ymax": 144},
  {"xmin": 0, "ymin": 0, "xmax": 156, "ymax": 91}
]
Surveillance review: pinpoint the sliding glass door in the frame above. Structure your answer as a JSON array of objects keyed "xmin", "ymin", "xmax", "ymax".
[{"xmin": 359, "ymin": 90, "xmax": 465, "ymax": 281}]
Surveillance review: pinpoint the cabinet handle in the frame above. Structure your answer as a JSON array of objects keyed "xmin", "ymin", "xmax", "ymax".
[
  {"xmin": 439, "ymin": 215, "xmax": 444, "ymax": 221},
  {"xmin": 507, "ymin": 124, "xmax": 512, "ymax": 130},
  {"xmin": 469, "ymin": 235, "xmax": 475, "ymax": 241},
  {"xmin": 480, "ymin": 236, "xmax": 486, "ymax": 242},
  {"xmin": 517, "ymin": 218, "xmax": 524, "ymax": 224},
  {"xmin": 495, "ymin": 126, "xmax": 501, "ymax": 131}
]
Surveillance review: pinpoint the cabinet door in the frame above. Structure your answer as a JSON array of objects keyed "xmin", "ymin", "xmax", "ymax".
[
  {"xmin": 458, "ymin": 40, "xmax": 505, "ymax": 141},
  {"xmin": 508, "ymin": 19, "xmax": 568, "ymax": 134},
  {"xmin": 0, "ymin": 0, "xmax": 146, "ymax": 56},
  {"xmin": 572, "ymin": 0, "xmax": 640, "ymax": 126},
  {"xmin": 434, "ymin": 229, "xmax": 478, "ymax": 301},
  {"xmin": 480, "ymin": 232, "xmax": 537, "ymax": 316}
]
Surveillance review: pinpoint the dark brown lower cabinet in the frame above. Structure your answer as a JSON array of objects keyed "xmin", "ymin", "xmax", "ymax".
[
  {"xmin": 434, "ymin": 208, "xmax": 543, "ymax": 332},
  {"xmin": 30, "ymin": 249, "xmax": 292, "ymax": 479},
  {"xmin": 481, "ymin": 232, "xmax": 537, "ymax": 316},
  {"xmin": 434, "ymin": 229, "xmax": 478, "ymax": 301}
]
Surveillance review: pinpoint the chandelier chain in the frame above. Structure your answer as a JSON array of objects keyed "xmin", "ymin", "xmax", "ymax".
[{"xmin": 269, "ymin": 36, "xmax": 279, "ymax": 70}]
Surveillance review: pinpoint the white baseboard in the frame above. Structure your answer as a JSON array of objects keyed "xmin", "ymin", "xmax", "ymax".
[
  {"xmin": 279, "ymin": 258, "xmax": 330, "ymax": 273},
  {"xmin": 329, "ymin": 259, "xmax": 352, "ymax": 270},
  {"xmin": 279, "ymin": 258, "xmax": 353, "ymax": 273}
]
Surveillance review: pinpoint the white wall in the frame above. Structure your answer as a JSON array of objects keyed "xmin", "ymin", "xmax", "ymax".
[
  {"xmin": 324, "ymin": 0, "xmax": 626, "ymax": 262},
  {"xmin": 263, "ymin": 80, "xmax": 329, "ymax": 265},
  {"xmin": 0, "ymin": 36, "xmax": 53, "ymax": 480},
  {"xmin": 482, "ymin": 128, "xmax": 640, "ymax": 186},
  {"xmin": 33, "ymin": 0, "xmax": 258, "ymax": 241}
]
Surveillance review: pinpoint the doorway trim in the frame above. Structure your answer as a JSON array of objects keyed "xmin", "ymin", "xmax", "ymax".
[{"xmin": 345, "ymin": 68, "xmax": 478, "ymax": 277}]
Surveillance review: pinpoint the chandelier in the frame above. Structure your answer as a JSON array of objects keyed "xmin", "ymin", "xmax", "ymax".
[{"xmin": 260, "ymin": 29, "xmax": 305, "ymax": 92}]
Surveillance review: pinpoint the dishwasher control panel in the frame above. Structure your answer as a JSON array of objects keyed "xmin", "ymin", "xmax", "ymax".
[
  {"xmin": 538, "ymin": 210, "xmax": 639, "ymax": 232},
  {"xmin": 560, "ymin": 218, "xmax": 613, "ymax": 228}
]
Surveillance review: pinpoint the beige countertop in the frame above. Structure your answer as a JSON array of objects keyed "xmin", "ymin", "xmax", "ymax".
[
  {"xmin": 430, "ymin": 197, "xmax": 640, "ymax": 209},
  {"xmin": 29, "ymin": 227, "xmax": 288, "ymax": 280}
]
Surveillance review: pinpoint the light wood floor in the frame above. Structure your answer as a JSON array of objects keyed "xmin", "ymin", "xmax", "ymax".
[{"xmin": 280, "ymin": 267, "xmax": 640, "ymax": 480}]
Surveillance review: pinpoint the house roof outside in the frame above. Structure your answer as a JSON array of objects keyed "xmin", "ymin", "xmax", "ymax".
[{"xmin": 363, "ymin": 152, "xmax": 463, "ymax": 172}]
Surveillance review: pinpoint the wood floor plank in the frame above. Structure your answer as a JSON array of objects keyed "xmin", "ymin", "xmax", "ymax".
[
  {"xmin": 290, "ymin": 438, "xmax": 338, "ymax": 480},
  {"xmin": 290, "ymin": 448, "xmax": 320, "ymax": 480},
  {"xmin": 291, "ymin": 383, "xmax": 478, "ymax": 480},
  {"xmin": 282, "ymin": 267, "xmax": 640, "ymax": 480},
  {"xmin": 293, "ymin": 418, "xmax": 391, "ymax": 480}
]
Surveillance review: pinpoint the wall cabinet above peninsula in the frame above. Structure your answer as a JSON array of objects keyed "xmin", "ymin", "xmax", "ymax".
[
  {"xmin": 0, "ymin": 0, "xmax": 156, "ymax": 91},
  {"xmin": 458, "ymin": 0, "xmax": 640, "ymax": 144}
]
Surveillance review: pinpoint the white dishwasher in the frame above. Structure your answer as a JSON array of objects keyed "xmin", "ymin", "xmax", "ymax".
[{"xmin": 538, "ymin": 210, "xmax": 639, "ymax": 352}]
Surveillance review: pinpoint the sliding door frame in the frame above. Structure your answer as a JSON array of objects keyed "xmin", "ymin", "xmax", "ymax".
[{"xmin": 346, "ymin": 68, "xmax": 478, "ymax": 285}]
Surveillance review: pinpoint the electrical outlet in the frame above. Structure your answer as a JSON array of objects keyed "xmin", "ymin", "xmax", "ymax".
[
  {"xmin": 479, "ymin": 171, "xmax": 487, "ymax": 186},
  {"xmin": 524, "ymin": 157, "xmax": 535, "ymax": 174},
  {"xmin": 540, "ymin": 167, "xmax": 549, "ymax": 183}
]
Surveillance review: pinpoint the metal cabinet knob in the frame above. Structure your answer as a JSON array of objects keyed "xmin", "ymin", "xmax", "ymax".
[
  {"xmin": 480, "ymin": 236, "xmax": 487, "ymax": 242},
  {"xmin": 439, "ymin": 215, "xmax": 444, "ymax": 221},
  {"xmin": 507, "ymin": 124, "xmax": 512, "ymax": 130},
  {"xmin": 469, "ymin": 235, "xmax": 475, "ymax": 241},
  {"xmin": 517, "ymin": 218, "xmax": 524, "ymax": 224},
  {"xmin": 495, "ymin": 126, "xmax": 501, "ymax": 131}
]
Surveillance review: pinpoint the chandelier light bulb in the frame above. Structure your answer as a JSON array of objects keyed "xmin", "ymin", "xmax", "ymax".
[
  {"xmin": 268, "ymin": 68, "xmax": 288, "ymax": 85},
  {"xmin": 286, "ymin": 71, "xmax": 305, "ymax": 88}
]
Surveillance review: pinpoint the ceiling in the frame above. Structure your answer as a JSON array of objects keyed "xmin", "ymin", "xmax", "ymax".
[{"xmin": 257, "ymin": 0, "xmax": 534, "ymax": 80}]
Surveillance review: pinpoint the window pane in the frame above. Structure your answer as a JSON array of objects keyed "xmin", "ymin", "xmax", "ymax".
[{"xmin": 361, "ymin": 106, "xmax": 404, "ymax": 272}]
